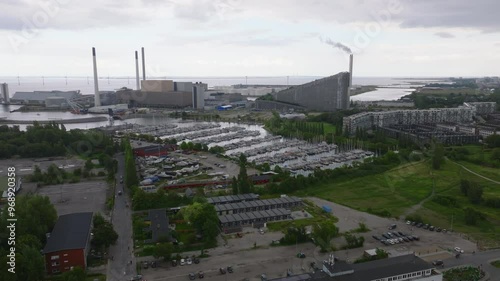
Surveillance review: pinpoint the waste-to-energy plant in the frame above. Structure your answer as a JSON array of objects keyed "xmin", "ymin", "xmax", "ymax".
[
  {"xmin": 272, "ymin": 54, "xmax": 353, "ymax": 111},
  {"xmin": 115, "ymin": 48, "xmax": 206, "ymax": 109}
]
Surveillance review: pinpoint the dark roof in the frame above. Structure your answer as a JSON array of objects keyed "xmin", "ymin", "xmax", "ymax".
[
  {"xmin": 145, "ymin": 209, "xmax": 170, "ymax": 243},
  {"xmin": 269, "ymin": 273, "xmax": 313, "ymax": 281},
  {"xmin": 320, "ymin": 254, "xmax": 433, "ymax": 281},
  {"xmin": 43, "ymin": 212, "xmax": 93, "ymax": 254}
]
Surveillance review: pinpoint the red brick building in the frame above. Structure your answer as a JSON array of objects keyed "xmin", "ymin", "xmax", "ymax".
[{"xmin": 43, "ymin": 212, "xmax": 93, "ymax": 274}]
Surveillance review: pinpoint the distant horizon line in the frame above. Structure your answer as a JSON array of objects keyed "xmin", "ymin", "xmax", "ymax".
[{"xmin": 0, "ymin": 75, "xmax": 489, "ymax": 79}]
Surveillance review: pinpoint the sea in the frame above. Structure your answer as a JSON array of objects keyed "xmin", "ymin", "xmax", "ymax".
[{"xmin": 0, "ymin": 76, "xmax": 446, "ymax": 130}]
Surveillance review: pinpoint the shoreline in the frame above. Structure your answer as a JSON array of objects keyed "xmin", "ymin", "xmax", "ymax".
[{"xmin": 0, "ymin": 116, "xmax": 109, "ymax": 124}]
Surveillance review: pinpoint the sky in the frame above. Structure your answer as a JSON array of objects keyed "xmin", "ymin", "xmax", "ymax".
[{"xmin": 0, "ymin": 0, "xmax": 499, "ymax": 77}]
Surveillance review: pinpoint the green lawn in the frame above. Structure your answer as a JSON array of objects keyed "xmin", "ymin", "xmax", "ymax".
[
  {"xmin": 294, "ymin": 158, "xmax": 500, "ymax": 247},
  {"xmin": 491, "ymin": 260, "xmax": 500, "ymax": 268}
]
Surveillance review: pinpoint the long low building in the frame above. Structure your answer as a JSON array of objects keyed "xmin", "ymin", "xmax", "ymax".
[
  {"xmin": 207, "ymin": 193, "xmax": 260, "ymax": 205},
  {"xmin": 343, "ymin": 105, "xmax": 478, "ymax": 135},
  {"xmin": 219, "ymin": 208, "xmax": 292, "ymax": 228},
  {"xmin": 215, "ymin": 196, "xmax": 302, "ymax": 216}
]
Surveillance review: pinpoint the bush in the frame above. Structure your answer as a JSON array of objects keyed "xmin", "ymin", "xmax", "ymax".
[{"xmin": 432, "ymin": 195, "xmax": 457, "ymax": 207}]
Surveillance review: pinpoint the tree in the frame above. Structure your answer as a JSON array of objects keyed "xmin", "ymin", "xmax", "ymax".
[
  {"xmin": 238, "ymin": 153, "xmax": 252, "ymax": 194},
  {"xmin": 16, "ymin": 246, "xmax": 45, "ymax": 281},
  {"xmin": 91, "ymin": 214, "xmax": 118, "ymax": 250},
  {"xmin": 312, "ymin": 221, "xmax": 339, "ymax": 252},
  {"xmin": 343, "ymin": 233, "xmax": 364, "ymax": 249},
  {"xmin": 2, "ymin": 194, "xmax": 58, "ymax": 243},
  {"xmin": 182, "ymin": 203, "xmax": 219, "ymax": 245},
  {"xmin": 153, "ymin": 243, "xmax": 174, "ymax": 261},
  {"xmin": 231, "ymin": 177, "xmax": 238, "ymax": 195},
  {"xmin": 62, "ymin": 266, "xmax": 86, "ymax": 281},
  {"xmin": 485, "ymin": 135, "xmax": 500, "ymax": 148},
  {"xmin": 491, "ymin": 148, "xmax": 500, "ymax": 162},
  {"xmin": 432, "ymin": 143, "xmax": 445, "ymax": 170},
  {"xmin": 467, "ymin": 184, "xmax": 483, "ymax": 205}
]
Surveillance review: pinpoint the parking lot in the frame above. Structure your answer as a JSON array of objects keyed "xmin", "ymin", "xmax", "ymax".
[
  {"xmin": 138, "ymin": 197, "xmax": 479, "ymax": 280},
  {"xmin": 36, "ymin": 181, "xmax": 108, "ymax": 215},
  {"xmin": 0, "ymin": 157, "xmax": 85, "ymax": 177},
  {"xmin": 308, "ymin": 197, "xmax": 478, "ymax": 261}
]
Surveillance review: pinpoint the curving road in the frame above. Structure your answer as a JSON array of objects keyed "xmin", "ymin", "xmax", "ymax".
[{"xmin": 441, "ymin": 249, "xmax": 500, "ymax": 281}]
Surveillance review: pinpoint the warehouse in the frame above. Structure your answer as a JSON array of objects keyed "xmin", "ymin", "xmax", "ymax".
[
  {"xmin": 207, "ymin": 193, "xmax": 260, "ymax": 205},
  {"xmin": 11, "ymin": 90, "xmax": 81, "ymax": 105},
  {"xmin": 215, "ymin": 196, "xmax": 302, "ymax": 216},
  {"xmin": 219, "ymin": 208, "xmax": 292, "ymax": 228}
]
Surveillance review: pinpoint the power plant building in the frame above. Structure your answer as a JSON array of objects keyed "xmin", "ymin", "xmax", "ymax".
[
  {"xmin": 274, "ymin": 72, "xmax": 350, "ymax": 111},
  {"xmin": 117, "ymin": 80, "xmax": 205, "ymax": 109}
]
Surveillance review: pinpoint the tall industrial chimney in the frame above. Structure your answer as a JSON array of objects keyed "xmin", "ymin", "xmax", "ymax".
[
  {"xmin": 1, "ymin": 83, "xmax": 10, "ymax": 104},
  {"xmin": 135, "ymin": 51, "xmax": 140, "ymax": 90},
  {"xmin": 92, "ymin": 47, "xmax": 101, "ymax": 107},
  {"xmin": 141, "ymin": 47, "xmax": 146, "ymax": 81},
  {"xmin": 349, "ymin": 53, "xmax": 353, "ymax": 88}
]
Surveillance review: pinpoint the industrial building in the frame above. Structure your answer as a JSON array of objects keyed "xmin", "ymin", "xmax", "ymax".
[
  {"xmin": 272, "ymin": 254, "xmax": 442, "ymax": 281},
  {"xmin": 207, "ymin": 193, "xmax": 260, "ymax": 205},
  {"xmin": 214, "ymin": 196, "xmax": 302, "ymax": 216},
  {"xmin": 274, "ymin": 72, "xmax": 350, "ymax": 111},
  {"xmin": 10, "ymin": 90, "xmax": 81, "ymax": 106},
  {"xmin": 116, "ymin": 80, "xmax": 205, "ymax": 109},
  {"xmin": 219, "ymin": 208, "xmax": 292, "ymax": 229},
  {"xmin": 342, "ymin": 105, "xmax": 480, "ymax": 135},
  {"xmin": 43, "ymin": 212, "xmax": 93, "ymax": 274}
]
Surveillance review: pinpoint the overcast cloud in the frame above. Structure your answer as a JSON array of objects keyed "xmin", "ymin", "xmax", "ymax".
[{"xmin": 0, "ymin": 0, "xmax": 498, "ymax": 77}]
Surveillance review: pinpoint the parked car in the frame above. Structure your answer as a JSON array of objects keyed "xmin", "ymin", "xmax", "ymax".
[
  {"xmin": 120, "ymin": 179, "xmax": 124, "ymax": 184},
  {"xmin": 193, "ymin": 257, "xmax": 200, "ymax": 264},
  {"xmin": 189, "ymin": 272, "xmax": 196, "ymax": 280},
  {"xmin": 261, "ymin": 274, "xmax": 268, "ymax": 281},
  {"xmin": 398, "ymin": 231, "xmax": 404, "ymax": 236},
  {"xmin": 389, "ymin": 224, "xmax": 397, "ymax": 230},
  {"xmin": 180, "ymin": 259, "xmax": 186, "ymax": 266},
  {"xmin": 187, "ymin": 258, "xmax": 193, "ymax": 265},
  {"xmin": 432, "ymin": 260, "xmax": 444, "ymax": 266},
  {"xmin": 429, "ymin": 226, "xmax": 435, "ymax": 231},
  {"xmin": 454, "ymin": 247, "xmax": 464, "ymax": 253},
  {"xmin": 118, "ymin": 190, "xmax": 122, "ymax": 195},
  {"xmin": 198, "ymin": 271, "xmax": 204, "ymax": 278},
  {"xmin": 436, "ymin": 227, "xmax": 442, "ymax": 232},
  {"xmin": 171, "ymin": 260, "xmax": 178, "ymax": 267},
  {"xmin": 130, "ymin": 275, "xmax": 143, "ymax": 281},
  {"xmin": 227, "ymin": 266, "xmax": 233, "ymax": 273},
  {"xmin": 219, "ymin": 267, "xmax": 226, "ymax": 274},
  {"xmin": 412, "ymin": 235, "xmax": 420, "ymax": 241},
  {"xmin": 406, "ymin": 220, "xmax": 411, "ymax": 225},
  {"xmin": 297, "ymin": 252, "xmax": 306, "ymax": 258},
  {"xmin": 416, "ymin": 223, "xmax": 423, "ymax": 228},
  {"xmin": 372, "ymin": 235, "xmax": 380, "ymax": 240},
  {"xmin": 382, "ymin": 234, "xmax": 390, "ymax": 239},
  {"xmin": 423, "ymin": 224, "xmax": 429, "ymax": 230}
]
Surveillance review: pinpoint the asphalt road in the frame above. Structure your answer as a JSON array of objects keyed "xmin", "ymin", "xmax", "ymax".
[
  {"xmin": 442, "ymin": 249, "xmax": 500, "ymax": 281},
  {"xmin": 107, "ymin": 153, "xmax": 136, "ymax": 281}
]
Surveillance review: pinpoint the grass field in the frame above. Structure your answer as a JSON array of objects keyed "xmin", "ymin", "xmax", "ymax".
[
  {"xmin": 491, "ymin": 260, "xmax": 500, "ymax": 268},
  {"xmin": 295, "ymin": 158, "xmax": 500, "ymax": 247}
]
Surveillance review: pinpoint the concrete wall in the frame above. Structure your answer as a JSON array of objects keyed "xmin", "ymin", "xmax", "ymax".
[
  {"xmin": 141, "ymin": 80, "xmax": 174, "ymax": 92},
  {"xmin": 275, "ymin": 72, "xmax": 350, "ymax": 111}
]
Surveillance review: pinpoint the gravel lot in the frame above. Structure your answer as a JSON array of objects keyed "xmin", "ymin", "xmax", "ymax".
[{"xmin": 36, "ymin": 181, "xmax": 108, "ymax": 215}]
